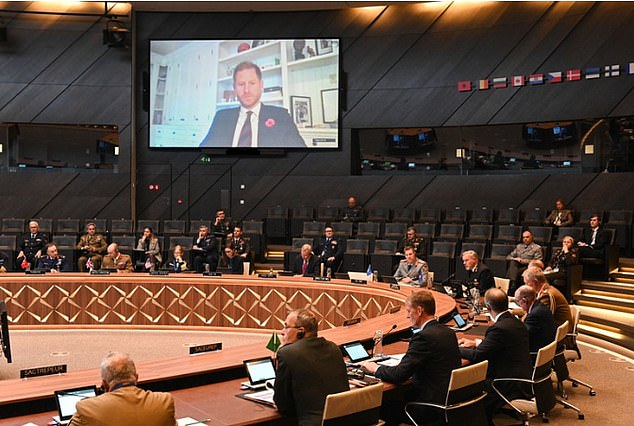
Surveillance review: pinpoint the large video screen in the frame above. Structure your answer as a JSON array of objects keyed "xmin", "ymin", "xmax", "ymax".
[{"xmin": 149, "ymin": 39, "xmax": 340, "ymax": 149}]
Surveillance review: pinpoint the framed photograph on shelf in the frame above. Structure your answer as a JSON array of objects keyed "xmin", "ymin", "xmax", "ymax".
[
  {"xmin": 320, "ymin": 89, "xmax": 338, "ymax": 124},
  {"xmin": 316, "ymin": 39, "xmax": 333, "ymax": 55},
  {"xmin": 292, "ymin": 39, "xmax": 318, "ymax": 61},
  {"xmin": 291, "ymin": 96, "xmax": 312, "ymax": 127}
]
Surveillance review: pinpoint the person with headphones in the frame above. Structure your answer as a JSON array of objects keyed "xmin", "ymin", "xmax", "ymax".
[{"xmin": 273, "ymin": 309, "xmax": 349, "ymax": 426}]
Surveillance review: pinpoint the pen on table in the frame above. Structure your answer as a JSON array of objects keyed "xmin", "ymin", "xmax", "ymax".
[{"xmin": 185, "ymin": 419, "xmax": 211, "ymax": 425}]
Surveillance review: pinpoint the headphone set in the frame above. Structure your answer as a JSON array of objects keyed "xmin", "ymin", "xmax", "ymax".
[{"xmin": 296, "ymin": 328, "xmax": 305, "ymax": 339}]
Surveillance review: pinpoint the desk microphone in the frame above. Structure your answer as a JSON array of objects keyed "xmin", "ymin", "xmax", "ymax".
[{"xmin": 440, "ymin": 273, "xmax": 455, "ymax": 285}]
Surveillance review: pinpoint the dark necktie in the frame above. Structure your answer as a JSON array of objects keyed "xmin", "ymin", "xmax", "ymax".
[
  {"xmin": 238, "ymin": 111, "xmax": 253, "ymax": 147},
  {"xmin": 302, "ymin": 260, "xmax": 307, "ymax": 275}
]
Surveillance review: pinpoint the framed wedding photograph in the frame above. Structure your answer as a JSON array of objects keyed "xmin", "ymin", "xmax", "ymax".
[
  {"xmin": 316, "ymin": 39, "xmax": 333, "ymax": 55},
  {"xmin": 291, "ymin": 96, "xmax": 312, "ymax": 127}
]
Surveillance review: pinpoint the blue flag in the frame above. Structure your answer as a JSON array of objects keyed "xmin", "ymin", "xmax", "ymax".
[{"xmin": 366, "ymin": 264, "xmax": 372, "ymax": 276}]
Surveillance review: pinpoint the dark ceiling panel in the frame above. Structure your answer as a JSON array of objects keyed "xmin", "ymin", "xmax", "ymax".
[
  {"xmin": 0, "ymin": 84, "xmax": 66, "ymax": 122},
  {"xmin": 37, "ymin": 86, "xmax": 131, "ymax": 125}
]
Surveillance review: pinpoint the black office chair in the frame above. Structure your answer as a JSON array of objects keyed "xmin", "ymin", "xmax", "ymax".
[
  {"xmin": 405, "ymin": 360, "xmax": 489, "ymax": 426},
  {"xmin": 162, "ymin": 220, "xmax": 186, "ymax": 235},
  {"xmin": 496, "ymin": 208, "xmax": 520, "ymax": 225},
  {"xmin": 558, "ymin": 306, "xmax": 596, "ymax": 396}
]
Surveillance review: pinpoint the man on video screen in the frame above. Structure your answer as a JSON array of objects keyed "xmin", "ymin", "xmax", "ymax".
[{"xmin": 199, "ymin": 61, "xmax": 305, "ymax": 148}]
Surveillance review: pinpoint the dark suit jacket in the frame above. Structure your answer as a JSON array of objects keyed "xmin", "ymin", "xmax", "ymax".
[
  {"xmin": 291, "ymin": 254, "xmax": 320, "ymax": 276},
  {"xmin": 467, "ymin": 262, "xmax": 495, "ymax": 292},
  {"xmin": 580, "ymin": 226, "xmax": 610, "ymax": 253},
  {"xmin": 375, "ymin": 320, "xmax": 461, "ymax": 405},
  {"xmin": 218, "ymin": 255, "xmax": 244, "ymax": 274},
  {"xmin": 199, "ymin": 104, "xmax": 305, "ymax": 148},
  {"xmin": 460, "ymin": 311, "xmax": 531, "ymax": 398},
  {"xmin": 274, "ymin": 336, "xmax": 349, "ymax": 426},
  {"xmin": 524, "ymin": 301, "xmax": 556, "ymax": 353},
  {"xmin": 316, "ymin": 237, "xmax": 343, "ymax": 264}
]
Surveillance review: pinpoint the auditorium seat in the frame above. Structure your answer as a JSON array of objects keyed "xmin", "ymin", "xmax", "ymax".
[
  {"xmin": 265, "ymin": 206, "xmax": 288, "ymax": 240},
  {"xmin": 54, "ymin": 218, "xmax": 80, "ymax": 235},
  {"xmin": 469, "ymin": 207, "xmax": 493, "ymax": 224},
  {"xmin": 413, "ymin": 223, "xmax": 436, "ymax": 241},
  {"xmin": 455, "ymin": 242, "xmax": 487, "ymax": 282},
  {"xmin": 464, "ymin": 224, "xmax": 493, "ymax": 243},
  {"xmin": 0, "ymin": 235, "xmax": 17, "ymax": 271},
  {"xmin": 427, "ymin": 241, "xmax": 457, "ymax": 282},
  {"xmin": 417, "ymin": 208, "xmax": 441, "ymax": 224},
  {"xmin": 242, "ymin": 220, "xmax": 265, "ymax": 262},
  {"xmin": 366, "ymin": 207, "xmax": 391, "ymax": 223},
  {"xmin": 496, "ymin": 208, "xmax": 520, "ymax": 225},
  {"xmin": 522, "ymin": 207, "xmax": 545, "ymax": 226},
  {"xmin": 114, "ymin": 235, "xmax": 136, "ymax": 252},
  {"xmin": 580, "ymin": 228, "xmax": 619, "ymax": 281},
  {"xmin": 53, "ymin": 235, "xmax": 78, "ymax": 271},
  {"xmin": 486, "ymin": 243, "xmax": 514, "ymax": 278},
  {"xmin": 162, "ymin": 220, "xmax": 186, "ymax": 235},
  {"xmin": 331, "ymin": 221, "xmax": 353, "ymax": 239},
  {"xmin": 31, "ymin": 218, "xmax": 53, "ymax": 234},
  {"xmin": 494, "ymin": 224, "xmax": 522, "ymax": 244},
  {"xmin": 291, "ymin": 207, "xmax": 314, "ymax": 237},
  {"xmin": 317, "ymin": 206, "xmax": 340, "ymax": 222},
  {"xmin": 606, "ymin": 210, "xmax": 632, "ymax": 255},
  {"xmin": 136, "ymin": 219, "xmax": 160, "ymax": 234},
  {"xmin": 111, "ymin": 218, "xmax": 134, "ymax": 235},
  {"xmin": 444, "ymin": 207, "xmax": 467, "ymax": 224},
  {"xmin": 83, "ymin": 218, "xmax": 108, "ymax": 233},
  {"xmin": 383, "ymin": 222, "xmax": 407, "ymax": 240},
  {"xmin": 575, "ymin": 209, "xmax": 604, "ymax": 225},
  {"xmin": 437, "ymin": 224, "xmax": 464, "ymax": 242},
  {"xmin": 343, "ymin": 239, "xmax": 369, "ymax": 272},
  {"xmin": 392, "ymin": 208, "xmax": 416, "ymax": 224},
  {"xmin": 302, "ymin": 221, "xmax": 326, "ymax": 238},
  {"xmin": 1, "ymin": 218, "xmax": 25, "ymax": 235},
  {"xmin": 554, "ymin": 226, "xmax": 584, "ymax": 243},
  {"xmin": 527, "ymin": 226, "xmax": 553, "ymax": 246},
  {"xmin": 356, "ymin": 222, "xmax": 381, "ymax": 252}
]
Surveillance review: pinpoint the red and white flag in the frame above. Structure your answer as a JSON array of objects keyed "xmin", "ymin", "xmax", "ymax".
[
  {"xmin": 566, "ymin": 69, "xmax": 581, "ymax": 81},
  {"xmin": 511, "ymin": 75, "xmax": 525, "ymax": 87}
]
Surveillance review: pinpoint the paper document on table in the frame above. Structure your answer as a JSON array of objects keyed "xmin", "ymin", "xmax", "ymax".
[
  {"xmin": 177, "ymin": 417, "xmax": 209, "ymax": 425},
  {"xmin": 377, "ymin": 353, "xmax": 405, "ymax": 366},
  {"xmin": 508, "ymin": 301, "xmax": 521, "ymax": 310},
  {"xmin": 238, "ymin": 389, "xmax": 276, "ymax": 407}
]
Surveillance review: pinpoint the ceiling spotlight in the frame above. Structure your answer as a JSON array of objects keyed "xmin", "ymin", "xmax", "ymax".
[{"xmin": 103, "ymin": 19, "xmax": 128, "ymax": 47}]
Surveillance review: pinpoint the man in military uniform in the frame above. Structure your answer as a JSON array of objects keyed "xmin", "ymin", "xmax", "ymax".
[
  {"xmin": 191, "ymin": 225, "xmax": 218, "ymax": 273},
  {"xmin": 342, "ymin": 196, "xmax": 364, "ymax": 235},
  {"xmin": 36, "ymin": 243, "xmax": 68, "ymax": 272},
  {"xmin": 101, "ymin": 243, "xmax": 133, "ymax": 272},
  {"xmin": 77, "ymin": 222, "xmax": 108, "ymax": 271},
  {"xmin": 397, "ymin": 226, "xmax": 427, "ymax": 260},
  {"xmin": 211, "ymin": 209, "xmax": 232, "ymax": 241},
  {"xmin": 394, "ymin": 246, "xmax": 428, "ymax": 286},
  {"xmin": 227, "ymin": 225, "xmax": 250, "ymax": 260},
  {"xmin": 316, "ymin": 225, "xmax": 344, "ymax": 274},
  {"xmin": 17, "ymin": 220, "xmax": 48, "ymax": 270}
]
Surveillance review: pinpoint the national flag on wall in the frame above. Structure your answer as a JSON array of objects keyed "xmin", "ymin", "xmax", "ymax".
[
  {"xmin": 493, "ymin": 77, "xmax": 507, "ymax": 88},
  {"xmin": 266, "ymin": 332, "xmax": 281, "ymax": 353},
  {"xmin": 627, "ymin": 63, "xmax": 634, "ymax": 75},
  {"xmin": 511, "ymin": 75, "xmax": 525, "ymax": 87},
  {"xmin": 529, "ymin": 74, "xmax": 544, "ymax": 85},
  {"xmin": 566, "ymin": 69, "xmax": 581, "ymax": 81},
  {"xmin": 585, "ymin": 67, "xmax": 600, "ymax": 79},
  {"xmin": 604, "ymin": 64, "xmax": 620, "ymax": 77},
  {"xmin": 457, "ymin": 80, "xmax": 472, "ymax": 92},
  {"xmin": 478, "ymin": 79, "xmax": 490, "ymax": 90},
  {"xmin": 547, "ymin": 72, "xmax": 562, "ymax": 83}
]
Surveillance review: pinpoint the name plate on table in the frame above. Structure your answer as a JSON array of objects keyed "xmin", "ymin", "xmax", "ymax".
[
  {"xmin": 389, "ymin": 306, "xmax": 401, "ymax": 314},
  {"xmin": 21, "ymin": 364, "xmax": 67, "ymax": 379},
  {"xmin": 203, "ymin": 271, "xmax": 222, "ymax": 276},
  {"xmin": 313, "ymin": 276, "xmax": 330, "ymax": 282},
  {"xmin": 258, "ymin": 273, "xmax": 277, "ymax": 279},
  {"xmin": 351, "ymin": 279, "xmax": 367, "ymax": 284},
  {"xmin": 390, "ymin": 283, "xmax": 400, "ymax": 290},
  {"xmin": 343, "ymin": 317, "xmax": 361, "ymax": 327},
  {"xmin": 150, "ymin": 270, "xmax": 169, "ymax": 276},
  {"xmin": 189, "ymin": 342, "xmax": 222, "ymax": 355},
  {"xmin": 25, "ymin": 270, "xmax": 46, "ymax": 275},
  {"xmin": 90, "ymin": 270, "xmax": 110, "ymax": 275}
]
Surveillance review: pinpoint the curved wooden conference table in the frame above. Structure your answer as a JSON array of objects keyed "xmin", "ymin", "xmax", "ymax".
[{"xmin": 0, "ymin": 272, "xmax": 457, "ymax": 424}]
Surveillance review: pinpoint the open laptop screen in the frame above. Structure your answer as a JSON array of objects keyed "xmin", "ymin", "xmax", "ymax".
[
  {"xmin": 243, "ymin": 357, "xmax": 276, "ymax": 386},
  {"xmin": 54, "ymin": 385, "xmax": 98, "ymax": 421}
]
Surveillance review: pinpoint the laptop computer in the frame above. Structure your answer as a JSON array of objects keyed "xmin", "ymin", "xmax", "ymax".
[
  {"xmin": 242, "ymin": 356, "xmax": 276, "ymax": 390},
  {"xmin": 341, "ymin": 341, "xmax": 390, "ymax": 366},
  {"xmin": 381, "ymin": 275, "xmax": 398, "ymax": 284},
  {"xmin": 449, "ymin": 313, "xmax": 473, "ymax": 331},
  {"xmin": 53, "ymin": 385, "xmax": 98, "ymax": 425},
  {"xmin": 347, "ymin": 271, "xmax": 370, "ymax": 282}
]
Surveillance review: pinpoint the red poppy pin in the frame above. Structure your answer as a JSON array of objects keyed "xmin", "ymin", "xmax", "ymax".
[{"xmin": 265, "ymin": 118, "xmax": 276, "ymax": 128}]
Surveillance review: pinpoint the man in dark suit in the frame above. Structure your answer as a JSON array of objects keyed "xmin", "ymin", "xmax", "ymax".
[
  {"xmin": 577, "ymin": 213, "xmax": 610, "ymax": 258},
  {"xmin": 459, "ymin": 288, "xmax": 532, "ymax": 421},
  {"xmin": 461, "ymin": 249, "xmax": 495, "ymax": 292},
  {"xmin": 316, "ymin": 225, "xmax": 343, "ymax": 274},
  {"xmin": 361, "ymin": 290, "xmax": 461, "ymax": 426},
  {"xmin": 273, "ymin": 309, "xmax": 349, "ymax": 426},
  {"xmin": 291, "ymin": 243, "xmax": 320, "ymax": 277},
  {"xmin": 199, "ymin": 61, "xmax": 305, "ymax": 148},
  {"xmin": 17, "ymin": 220, "xmax": 48, "ymax": 270},
  {"xmin": 191, "ymin": 225, "xmax": 218, "ymax": 273},
  {"xmin": 514, "ymin": 285, "xmax": 556, "ymax": 354}
]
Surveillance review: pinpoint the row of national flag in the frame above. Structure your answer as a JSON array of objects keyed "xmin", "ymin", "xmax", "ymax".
[{"xmin": 458, "ymin": 63, "xmax": 634, "ymax": 92}]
